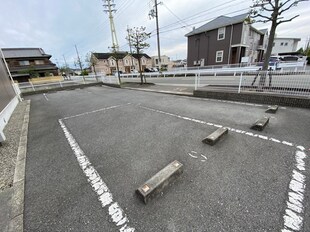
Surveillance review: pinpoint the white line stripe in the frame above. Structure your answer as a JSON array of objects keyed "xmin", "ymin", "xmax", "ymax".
[
  {"xmin": 62, "ymin": 103, "xmax": 131, "ymax": 120},
  {"xmin": 200, "ymin": 154, "xmax": 207, "ymax": 160},
  {"xmin": 139, "ymin": 105, "xmax": 301, "ymax": 149},
  {"xmin": 43, "ymin": 93, "xmax": 49, "ymax": 101},
  {"xmin": 59, "ymin": 119, "xmax": 135, "ymax": 232},
  {"xmin": 188, "ymin": 153, "xmax": 198, "ymax": 158},
  {"xmin": 282, "ymin": 147, "xmax": 307, "ymax": 232}
]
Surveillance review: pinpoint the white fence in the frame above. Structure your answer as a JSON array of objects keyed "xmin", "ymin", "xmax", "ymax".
[{"xmin": 194, "ymin": 70, "xmax": 310, "ymax": 97}]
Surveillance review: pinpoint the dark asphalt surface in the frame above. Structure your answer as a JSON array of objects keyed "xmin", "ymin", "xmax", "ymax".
[{"xmin": 24, "ymin": 86, "xmax": 310, "ymax": 231}]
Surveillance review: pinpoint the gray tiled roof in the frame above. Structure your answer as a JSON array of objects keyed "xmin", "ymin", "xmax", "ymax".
[
  {"xmin": 185, "ymin": 13, "xmax": 249, "ymax": 37},
  {"xmin": 93, "ymin": 52, "xmax": 151, "ymax": 60},
  {"xmin": 2, "ymin": 48, "xmax": 51, "ymax": 58}
]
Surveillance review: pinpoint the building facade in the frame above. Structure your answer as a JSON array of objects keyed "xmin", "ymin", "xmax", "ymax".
[
  {"xmin": 2, "ymin": 48, "xmax": 58, "ymax": 82},
  {"xmin": 0, "ymin": 49, "xmax": 20, "ymax": 142},
  {"xmin": 92, "ymin": 52, "xmax": 152, "ymax": 74},
  {"xmin": 151, "ymin": 55, "xmax": 174, "ymax": 70},
  {"xmin": 185, "ymin": 13, "xmax": 268, "ymax": 67},
  {"xmin": 272, "ymin": 37, "xmax": 301, "ymax": 55}
]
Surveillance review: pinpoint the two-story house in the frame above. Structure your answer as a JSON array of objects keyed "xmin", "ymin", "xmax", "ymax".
[
  {"xmin": 2, "ymin": 48, "xmax": 58, "ymax": 82},
  {"xmin": 92, "ymin": 52, "xmax": 152, "ymax": 74},
  {"xmin": 151, "ymin": 55, "xmax": 174, "ymax": 71},
  {"xmin": 185, "ymin": 13, "xmax": 268, "ymax": 67},
  {"xmin": 272, "ymin": 37, "xmax": 301, "ymax": 55}
]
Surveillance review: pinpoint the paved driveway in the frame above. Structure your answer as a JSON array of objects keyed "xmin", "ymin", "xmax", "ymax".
[{"xmin": 24, "ymin": 86, "xmax": 310, "ymax": 231}]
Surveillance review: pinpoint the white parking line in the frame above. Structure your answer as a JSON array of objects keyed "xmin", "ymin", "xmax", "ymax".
[
  {"xmin": 62, "ymin": 103, "xmax": 131, "ymax": 120},
  {"xmin": 43, "ymin": 93, "xmax": 49, "ymax": 101},
  {"xmin": 139, "ymin": 105, "xmax": 302, "ymax": 149},
  {"xmin": 282, "ymin": 146, "xmax": 307, "ymax": 232},
  {"xmin": 59, "ymin": 119, "xmax": 135, "ymax": 232}
]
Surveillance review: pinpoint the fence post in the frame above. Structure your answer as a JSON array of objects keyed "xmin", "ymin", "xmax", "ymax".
[
  {"xmin": 198, "ymin": 72, "xmax": 201, "ymax": 87},
  {"xmin": 59, "ymin": 81, "xmax": 63, "ymax": 88},
  {"xmin": 194, "ymin": 74, "xmax": 198, "ymax": 90},
  {"xmin": 30, "ymin": 81, "xmax": 35, "ymax": 91},
  {"xmin": 238, "ymin": 72, "xmax": 243, "ymax": 93}
]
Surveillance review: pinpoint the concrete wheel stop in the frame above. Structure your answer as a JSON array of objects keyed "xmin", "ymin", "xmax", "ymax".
[
  {"xmin": 265, "ymin": 105, "xmax": 278, "ymax": 114},
  {"xmin": 251, "ymin": 117, "xmax": 269, "ymax": 131},
  {"xmin": 202, "ymin": 127, "xmax": 228, "ymax": 146},
  {"xmin": 136, "ymin": 160, "xmax": 183, "ymax": 204}
]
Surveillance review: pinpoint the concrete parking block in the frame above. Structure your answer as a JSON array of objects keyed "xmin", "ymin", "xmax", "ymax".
[
  {"xmin": 202, "ymin": 127, "xmax": 228, "ymax": 145},
  {"xmin": 136, "ymin": 160, "xmax": 183, "ymax": 204},
  {"xmin": 251, "ymin": 117, "xmax": 269, "ymax": 131},
  {"xmin": 265, "ymin": 105, "xmax": 279, "ymax": 114}
]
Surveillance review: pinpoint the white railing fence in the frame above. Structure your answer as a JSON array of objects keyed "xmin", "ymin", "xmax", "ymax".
[{"xmin": 194, "ymin": 70, "xmax": 310, "ymax": 97}]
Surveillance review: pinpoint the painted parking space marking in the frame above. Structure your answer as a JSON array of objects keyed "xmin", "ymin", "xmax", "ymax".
[
  {"xmin": 43, "ymin": 93, "xmax": 49, "ymax": 101},
  {"xmin": 62, "ymin": 103, "xmax": 131, "ymax": 120},
  {"xmin": 59, "ymin": 119, "xmax": 135, "ymax": 232},
  {"xmin": 139, "ymin": 105, "xmax": 303, "ymax": 149},
  {"xmin": 282, "ymin": 147, "xmax": 307, "ymax": 232}
]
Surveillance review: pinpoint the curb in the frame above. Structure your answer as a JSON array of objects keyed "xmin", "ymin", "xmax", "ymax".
[
  {"xmin": 122, "ymin": 86, "xmax": 193, "ymax": 96},
  {"xmin": 8, "ymin": 100, "xmax": 30, "ymax": 232}
]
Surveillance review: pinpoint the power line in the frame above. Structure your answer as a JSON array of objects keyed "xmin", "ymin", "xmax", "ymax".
[
  {"xmin": 152, "ymin": 0, "xmax": 248, "ymax": 33},
  {"xmin": 150, "ymin": 8, "xmax": 249, "ymax": 37}
]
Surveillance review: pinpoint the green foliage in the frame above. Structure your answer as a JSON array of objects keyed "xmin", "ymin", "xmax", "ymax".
[{"xmin": 81, "ymin": 70, "xmax": 88, "ymax": 76}]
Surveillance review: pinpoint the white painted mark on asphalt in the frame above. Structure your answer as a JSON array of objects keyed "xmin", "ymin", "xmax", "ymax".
[
  {"xmin": 191, "ymin": 151, "xmax": 197, "ymax": 154},
  {"xmin": 43, "ymin": 93, "xmax": 49, "ymax": 101},
  {"xmin": 188, "ymin": 153, "xmax": 198, "ymax": 159},
  {"xmin": 282, "ymin": 146, "xmax": 307, "ymax": 232},
  {"xmin": 139, "ymin": 105, "xmax": 300, "ymax": 149},
  {"xmin": 62, "ymin": 103, "xmax": 131, "ymax": 120},
  {"xmin": 59, "ymin": 119, "xmax": 135, "ymax": 232},
  {"xmin": 200, "ymin": 154, "xmax": 207, "ymax": 160}
]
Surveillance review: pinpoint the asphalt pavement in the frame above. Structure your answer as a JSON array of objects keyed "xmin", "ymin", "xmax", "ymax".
[{"xmin": 24, "ymin": 86, "xmax": 310, "ymax": 231}]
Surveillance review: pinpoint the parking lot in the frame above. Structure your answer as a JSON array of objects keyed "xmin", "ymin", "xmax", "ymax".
[{"xmin": 24, "ymin": 86, "xmax": 309, "ymax": 231}]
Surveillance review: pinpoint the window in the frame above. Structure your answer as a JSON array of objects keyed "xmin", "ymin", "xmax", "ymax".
[
  {"xmin": 19, "ymin": 60, "xmax": 29, "ymax": 66},
  {"xmin": 216, "ymin": 50, "xmax": 224, "ymax": 63},
  {"xmin": 125, "ymin": 59, "xmax": 129, "ymax": 65},
  {"xmin": 218, "ymin": 27, "xmax": 225, "ymax": 40},
  {"xmin": 35, "ymin": 60, "xmax": 44, "ymax": 65},
  {"xmin": 155, "ymin": 59, "xmax": 158, "ymax": 65},
  {"xmin": 285, "ymin": 42, "xmax": 288, "ymax": 46},
  {"xmin": 110, "ymin": 60, "xmax": 115, "ymax": 66}
]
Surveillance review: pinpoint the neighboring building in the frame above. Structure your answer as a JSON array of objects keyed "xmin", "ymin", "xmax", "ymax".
[
  {"xmin": 171, "ymin": 59, "xmax": 187, "ymax": 68},
  {"xmin": 185, "ymin": 13, "xmax": 269, "ymax": 67},
  {"xmin": 2, "ymin": 48, "xmax": 58, "ymax": 82},
  {"xmin": 0, "ymin": 49, "xmax": 20, "ymax": 142},
  {"xmin": 151, "ymin": 55, "xmax": 174, "ymax": 70},
  {"xmin": 92, "ymin": 52, "xmax": 152, "ymax": 74},
  {"xmin": 272, "ymin": 37, "xmax": 301, "ymax": 55}
]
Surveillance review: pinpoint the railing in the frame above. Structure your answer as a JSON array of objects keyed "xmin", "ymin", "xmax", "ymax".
[
  {"xmin": 194, "ymin": 70, "xmax": 310, "ymax": 97},
  {"xmin": 17, "ymin": 74, "xmax": 119, "ymax": 93}
]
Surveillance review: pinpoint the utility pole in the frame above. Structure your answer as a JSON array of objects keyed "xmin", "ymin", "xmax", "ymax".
[
  {"xmin": 127, "ymin": 25, "xmax": 135, "ymax": 71},
  {"xmin": 149, "ymin": 0, "xmax": 162, "ymax": 72},
  {"xmin": 103, "ymin": 0, "xmax": 119, "ymax": 52},
  {"xmin": 75, "ymin": 45, "xmax": 85, "ymax": 82}
]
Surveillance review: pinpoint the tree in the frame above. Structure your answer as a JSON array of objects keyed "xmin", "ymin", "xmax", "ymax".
[
  {"xmin": 126, "ymin": 26, "xmax": 150, "ymax": 84},
  {"xmin": 85, "ymin": 52, "xmax": 98, "ymax": 75},
  {"xmin": 110, "ymin": 51, "xmax": 124, "ymax": 85},
  {"xmin": 250, "ymin": 0, "xmax": 309, "ymax": 86},
  {"xmin": 85, "ymin": 52, "xmax": 99, "ymax": 81}
]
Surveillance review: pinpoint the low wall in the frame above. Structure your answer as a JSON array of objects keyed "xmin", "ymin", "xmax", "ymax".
[{"xmin": 193, "ymin": 89, "xmax": 310, "ymax": 108}]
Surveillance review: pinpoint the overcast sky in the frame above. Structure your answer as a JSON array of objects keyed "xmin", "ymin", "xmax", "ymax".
[{"xmin": 1, "ymin": 0, "xmax": 309, "ymax": 67}]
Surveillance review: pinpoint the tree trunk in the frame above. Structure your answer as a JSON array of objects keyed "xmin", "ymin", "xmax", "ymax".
[
  {"xmin": 259, "ymin": 20, "xmax": 277, "ymax": 87},
  {"xmin": 93, "ymin": 65, "xmax": 98, "ymax": 82},
  {"xmin": 115, "ymin": 59, "xmax": 121, "ymax": 85},
  {"xmin": 137, "ymin": 54, "xmax": 143, "ymax": 84}
]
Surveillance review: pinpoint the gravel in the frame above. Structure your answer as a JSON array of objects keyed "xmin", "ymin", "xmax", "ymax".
[{"xmin": 0, "ymin": 101, "xmax": 27, "ymax": 192}]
